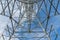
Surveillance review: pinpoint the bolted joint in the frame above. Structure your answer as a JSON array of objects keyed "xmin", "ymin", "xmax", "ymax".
[
  {"xmin": 10, "ymin": 16, "xmax": 12, "ymax": 19},
  {"xmin": 47, "ymin": 15, "xmax": 50, "ymax": 19}
]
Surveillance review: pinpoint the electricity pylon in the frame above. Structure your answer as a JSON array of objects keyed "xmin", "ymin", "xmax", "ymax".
[{"xmin": 0, "ymin": 0, "xmax": 60, "ymax": 40}]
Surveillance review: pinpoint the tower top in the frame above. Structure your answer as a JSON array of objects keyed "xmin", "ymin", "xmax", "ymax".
[{"xmin": 18, "ymin": 0, "xmax": 41, "ymax": 4}]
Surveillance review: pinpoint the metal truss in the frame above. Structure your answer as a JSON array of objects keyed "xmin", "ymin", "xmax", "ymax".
[{"xmin": 0, "ymin": 0, "xmax": 60, "ymax": 40}]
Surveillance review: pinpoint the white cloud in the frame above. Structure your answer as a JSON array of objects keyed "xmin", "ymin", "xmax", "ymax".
[{"xmin": 0, "ymin": 15, "xmax": 9, "ymax": 37}]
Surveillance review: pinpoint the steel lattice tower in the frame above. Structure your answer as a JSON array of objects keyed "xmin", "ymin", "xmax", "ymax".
[{"xmin": 0, "ymin": 0, "xmax": 60, "ymax": 40}]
